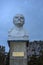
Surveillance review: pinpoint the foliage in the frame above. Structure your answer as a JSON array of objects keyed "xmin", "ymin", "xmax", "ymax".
[{"xmin": 28, "ymin": 54, "xmax": 43, "ymax": 65}]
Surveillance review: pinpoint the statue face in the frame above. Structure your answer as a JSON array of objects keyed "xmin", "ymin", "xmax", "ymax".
[{"xmin": 13, "ymin": 14, "xmax": 24, "ymax": 27}]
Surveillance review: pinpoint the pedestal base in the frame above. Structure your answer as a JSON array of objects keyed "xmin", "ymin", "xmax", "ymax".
[{"xmin": 10, "ymin": 59, "xmax": 27, "ymax": 65}]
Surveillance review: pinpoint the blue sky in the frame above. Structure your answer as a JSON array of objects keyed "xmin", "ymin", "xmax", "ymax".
[{"xmin": 0, "ymin": 0, "xmax": 43, "ymax": 52}]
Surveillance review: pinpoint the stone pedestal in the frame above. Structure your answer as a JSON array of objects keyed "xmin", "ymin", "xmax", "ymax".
[{"xmin": 8, "ymin": 41, "xmax": 28, "ymax": 65}]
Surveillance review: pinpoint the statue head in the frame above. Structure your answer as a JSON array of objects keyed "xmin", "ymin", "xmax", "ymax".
[{"xmin": 13, "ymin": 14, "xmax": 25, "ymax": 28}]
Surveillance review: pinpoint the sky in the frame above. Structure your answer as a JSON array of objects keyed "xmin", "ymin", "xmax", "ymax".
[{"xmin": 0, "ymin": 0, "xmax": 43, "ymax": 52}]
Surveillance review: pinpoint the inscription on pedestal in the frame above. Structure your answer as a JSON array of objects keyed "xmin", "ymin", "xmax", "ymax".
[{"xmin": 12, "ymin": 52, "xmax": 24, "ymax": 57}]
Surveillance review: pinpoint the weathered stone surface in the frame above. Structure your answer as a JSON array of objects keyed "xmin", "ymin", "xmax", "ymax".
[{"xmin": 9, "ymin": 42, "xmax": 27, "ymax": 65}]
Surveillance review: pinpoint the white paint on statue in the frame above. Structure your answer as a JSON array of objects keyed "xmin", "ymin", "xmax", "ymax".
[{"xmin": 8, "ymin": 14, "xmax": 29, "ymax": 40}]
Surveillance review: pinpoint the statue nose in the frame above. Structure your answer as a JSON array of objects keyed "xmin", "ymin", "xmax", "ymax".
[
  {"xmin": 18, "ymin": 19, "xmax": 21, "ymax": 23},
  {"xmin": 18, "ymin": 18, "xmax": 20, "ymax": 20},
  {"xmin": 18, "ymin": 20, "xmax": 20, "ymax": 23}
]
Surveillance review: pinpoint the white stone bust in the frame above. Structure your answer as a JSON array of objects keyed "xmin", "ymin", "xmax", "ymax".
[{"xmin": 8, "ymin": 14, "xmax": 29, "ymax": 40}]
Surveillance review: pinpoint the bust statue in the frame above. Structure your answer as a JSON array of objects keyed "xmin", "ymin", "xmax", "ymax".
[{"xmin": 8, "ymin": 14, "xmax": 29, "ymax": 40}]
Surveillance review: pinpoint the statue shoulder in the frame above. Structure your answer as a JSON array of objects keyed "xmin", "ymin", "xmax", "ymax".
[{"xmin": 8, "ymin": 27, "xmax": 15, "ymax": 34}]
